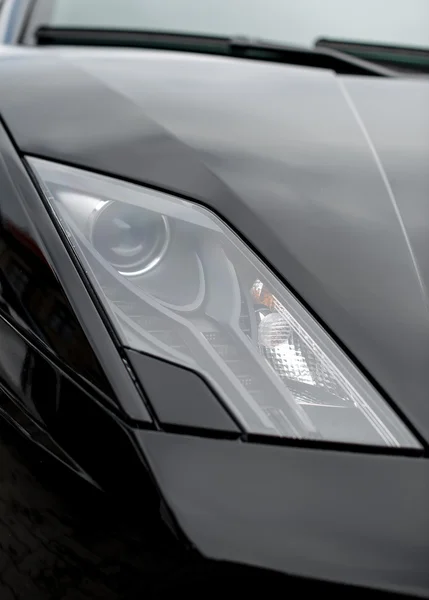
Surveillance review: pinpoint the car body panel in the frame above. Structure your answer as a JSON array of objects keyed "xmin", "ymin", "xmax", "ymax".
[
  {"xmin": 0, "ymin": 407, "xmax": 198, "ymax": 600},
  {"xmin": 138, "ymin": 430, "xmax": 429, "ymax": 597},
  {"xmin": 0, "ymin": 45, "xmax": 429, "ymax": 598},
  {"xmin": 0, "ymin": 124, "xmax": 152, "ymax": 422},
  {"xmin": 0, "ymin": 48, "xmax": 428, "ymax": 441}
]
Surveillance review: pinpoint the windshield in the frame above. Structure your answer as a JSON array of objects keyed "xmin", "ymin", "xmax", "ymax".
[{"xmin": 39, "ymin": 0, "xmax": 429, "ymax": 50}]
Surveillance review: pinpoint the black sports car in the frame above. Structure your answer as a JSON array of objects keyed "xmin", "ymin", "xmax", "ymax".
[{"xmin": 0, "ymin": 1, "xmax": 429, "ymax": 599}]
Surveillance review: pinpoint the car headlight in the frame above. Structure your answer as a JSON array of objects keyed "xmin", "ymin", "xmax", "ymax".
[{"xmin": 28, "ymin": 157, "xmax": 420, "ymax": 449}]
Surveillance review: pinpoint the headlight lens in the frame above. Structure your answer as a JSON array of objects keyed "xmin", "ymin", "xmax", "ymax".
[
  {"xmin": 91, "ymin": 202, "xmax": 170, "ymax": 277},
  {"xmin": 29, "ymin": 157, "xmax": 420, "ymax": 449}
]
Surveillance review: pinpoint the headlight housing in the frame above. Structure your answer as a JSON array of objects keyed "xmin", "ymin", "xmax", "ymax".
[{"xmin": 28, "ymin": 157, "xmax": 420, "ymax": 449}]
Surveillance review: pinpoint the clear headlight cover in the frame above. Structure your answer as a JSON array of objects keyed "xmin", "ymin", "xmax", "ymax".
[{"xmin": 29, "ymin": 157, "xmax": 420, "ymax": 449}]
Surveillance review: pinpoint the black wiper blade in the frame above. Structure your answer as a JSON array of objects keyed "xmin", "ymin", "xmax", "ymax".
[
  {"xmin": 36, "ymin": 27, "xmax": 232, "ymax": 53},
  {"xmin": 229, "ymin": 36, "xmax": 398, "ymax": 77},
  {"xmin": 35, "ymin": 26, "xmax": 397, "ymax": 77},
  {"xmin": 316, "ymin": 38, "xmax": 429, "ymax": 75}
]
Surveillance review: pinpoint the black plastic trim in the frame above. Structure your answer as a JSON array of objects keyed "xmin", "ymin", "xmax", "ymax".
[
  {"xmin": 126, "ymin": 349, "xmax": 242, "ymax": 436},
  {"xmin": 34, "ymin": 26, "xmax": 397, "ymax": 77}
]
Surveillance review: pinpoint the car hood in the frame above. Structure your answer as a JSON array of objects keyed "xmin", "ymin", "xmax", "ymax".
[{"xmin": 0, "ymin": 47, "xmax": 429, "ymax": 441}]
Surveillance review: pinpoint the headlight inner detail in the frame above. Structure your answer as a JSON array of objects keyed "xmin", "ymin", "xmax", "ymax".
[{"xmin": 28, "ymin": 157, "xmax": 421, "ymax": 450}]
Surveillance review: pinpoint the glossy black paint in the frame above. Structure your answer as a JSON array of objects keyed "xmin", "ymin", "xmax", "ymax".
[
  {"xmin": 0, "ymin": 312, "xmax": 146, "ymax": 492},
  {"xmin": 0, "ymin": 121, "xmax": 160, "ymax": 479},
  {"xmin": 1, "ymin": 419, "xmax": 410, "ymax": 600},
  {"xmin": 0, "ymin": 45, "xmax": 429, "ymax": 598},
  {"xmin": 139, "ymin": 431, "xmax": 429, "ymax": 597},
  {"xmin": 0, "ymin": 316, "xmax": 98, "ymax": 482},
  {"xmin": 0, "ymin": 139, "xmax": 198, "ymax": 595},
  {"xmin": 0, "ymin": 415, "xmax": 198, "ymax": 600},
  {"xmin": 0, "ymin": 123, "xmax": 152, "ymax": 423},
  {"xmin": 0, "ymin": 198, "xmax": 112, "ymax": 401},
  {"xmin": 0, "ymin": 48, "xmax": 428, "ymax": 441}
]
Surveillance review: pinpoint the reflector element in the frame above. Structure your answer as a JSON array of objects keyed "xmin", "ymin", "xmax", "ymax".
[{"xmin": 29, "ymin": 157, "xmax": 421, "ymax": 449}]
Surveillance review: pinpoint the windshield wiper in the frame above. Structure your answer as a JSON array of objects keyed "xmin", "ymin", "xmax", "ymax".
[
  {"xmin": 35, "ymin": 27, "xmax": 397, "ymax": 77},
  {"xmin": 316, "ymin": 38, "xmax": 429, "ymax": 76}
]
